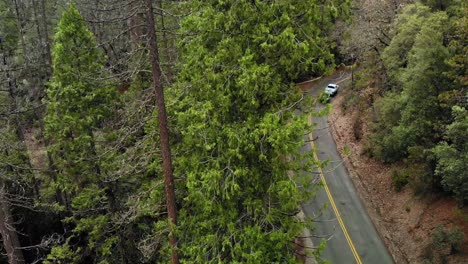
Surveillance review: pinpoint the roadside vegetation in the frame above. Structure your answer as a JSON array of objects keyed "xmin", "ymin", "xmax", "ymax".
[
  {"xmin": 333, "ymin": 0, "xmax": 467, "ymax": 262},
  {"xmin": 373, "ymin": 1, "xmax": 466, "ymax": 205},
  {"xmin": 337, "ymin": 0, "xmax": 466, "ymax": 206}
]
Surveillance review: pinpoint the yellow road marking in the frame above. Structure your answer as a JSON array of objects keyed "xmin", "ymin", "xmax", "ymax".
[{"xmin": 308, "ymin": 115, "xmax": 363, "ymax": 264}]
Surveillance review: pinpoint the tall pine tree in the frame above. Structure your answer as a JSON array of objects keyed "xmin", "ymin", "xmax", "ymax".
[
  {"xmin": 43, "ymin": 5, "xmax": 117, "ymax": 263},
  {"xmin": 145, "ymin": 0, "xmax": 349, "ymax": 262}
]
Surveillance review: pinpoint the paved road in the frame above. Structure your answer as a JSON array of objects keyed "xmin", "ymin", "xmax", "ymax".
[{"xmin": 300, "ymin": 73, "xmax": 393, "ymax": 264}]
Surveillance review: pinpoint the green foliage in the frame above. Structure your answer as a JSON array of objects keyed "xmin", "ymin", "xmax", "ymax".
[
  {"xmin": 433, "ymin": 106, "xmax": 468, "ymax": 205},
  {"xmin": 352, "ymin": 116, "xmax": 363, "ymax": 140},
  {"xmin": 424, "ymin": 225, "xmax": 465, "ymax": 263},
  {"xmin": 369, "ymin": 1, "xmax": 467, "ymax": 204},
  {"xmin": 43, "ymin": 5, "xmax": 123, "ymax": 262},
  {"xmin": 452, "ymin": 207, "xmax": 468, "ymax": 222},
  {"xmin": 391, "ymin": 169, "xmax": 409, "ymax": 192},
  {"xmin": 389, "ymin": 146, "xmax": 437, "ymax": 194},
  {"xmin": 45, "ymin": 4, "xmax": 116, "ymax": 196},
  {"xmin": 369, "ymin": 92, "xmax": 407, "ymax": 161},
  {"xmin": 399, "ymin": 11, "xmax": 450, "ymax": 146},
  {"xmin": 405, "ymin": 145, "xmax": 439, "ymax": 194},
  {"xmin": 445, "ymin": 21, "xmax": 467, "ymax": 88},
  {"xmin": 0, "ymin": 94, "xmax": 35, "ymax": 208},
  {"xmin": 44, "ymin": 243, "xmax": 81, "ymax": 264},
  {"xmin": 0, "ymin": 0, "xmax": 19, "ymax": 52},
  {"xmin": 144, "ymin": 0, "xmax": 350, "ymax": 262},
  {"xmin": 382, "ymin": 3, "xmax": 432, "ymax": 87},
  {"xmin": 431, "ymin": 225, "xmax": 464, "ymax": 254},
  {"xmin": 0, "ymin": 127, "xmax": 31, "ymax": 180},
  {"xmin": 319, "ymin": 92, "xmax": 331, "ymax": 104},
  {"xmin": 371, "ymin": 5, "xmax": 452, "ymax": 163}
]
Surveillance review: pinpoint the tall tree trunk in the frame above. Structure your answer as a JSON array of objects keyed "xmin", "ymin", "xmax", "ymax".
[
  {"xmin": 145, "ymin": 1, "xmax": 179, "ymax": 263},
  {"xmin": 31, "ymin": 0, "xmax": 50, "ymax": 122},
  {"xmin": 0, "ymin": 181, "xmax": 25, "ymax": 264},
  {"xmin": 40, "ymin": 0, "xmax": 52, "ymax": 71},
  {"xmin": 32, "ymin": 0, "xmax": 45, "ymax": 65},
  {"xmin": 12, "ymin": 0, "xmax": 28, "ymax": 69},
  {"xmin": 128, "ymin": 0, "xmax": 143, "ymax": 49},
  {"xmin": 158, "ymin": 0, "xmax": 173, "ymax": 83}
]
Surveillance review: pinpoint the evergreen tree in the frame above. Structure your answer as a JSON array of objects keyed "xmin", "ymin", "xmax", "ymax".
[
  {"xmin": 44, "ymin": 3, "xmax": 113, "ymax": 207},
  {"xmin": 370, "ymin": 2, "xmax": 467, "ymax": 202},
  {"xmin": 0, "ymin": 0, "xmax": 19, "ymax": 54},
  {"xmin": 399, "ymin": 11, "xmax": 450, "ymax": 147},
  {"xmin": 371, "ymin": 5, "xmax": 451, "ymax": 163},
  {"xmin": 433, "ymin": 106, "xmax": 468, "ymax": 206},
  {"xmin": 44, "ymin": 5, "xmax": 117, "ymax": 262},
  {"xmin": 381, "ymin": 3, "xmax": 432, "ymax": 88},
  {"xmin": 144, "ymin": 0, "xmax": 349, "ymax": 262},
  {"xmin": 445, "ymin": 3, "xmax": 467, "ymax": 89}
]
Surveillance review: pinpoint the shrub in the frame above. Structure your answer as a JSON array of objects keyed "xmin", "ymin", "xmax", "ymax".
[
  {"xmin": 318, "ymin": 92, "xmax": 330, "ymax": 104},
  {"xmin": 407, "ymin": 163, "xmax": 435, "ymax": 196},
  {"xmin": 447, "ymin": 227, "xmax": 464, "ymax": 253},
  {"xmin": 391, "ymin": 169, "xmax": 409, "ymax": 191},
  {"xmin": 431, "ymin": 225, "xmax": 465, "ymax": 255}
]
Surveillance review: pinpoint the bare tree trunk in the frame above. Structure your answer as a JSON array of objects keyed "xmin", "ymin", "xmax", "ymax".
[
  {"xmin": 145, "ymin": 1, "xmax": 179, "ymax": 263},
  {"xmin": 0, "ymin": 181, "xmax": 25, "ymax": 264},
  {"xmin": 158, "ymin": 0, "xmax": 173, "ymax": 83},
  {"xmin": 32, "ymin": 0, "xmax": 45, "ymax": 62},
  {"xmin": 12, "ymin": 0, "xmax": 28, "ymax": 69},
  {"xmin": 39, "ymin": 0, "xmax": 52, "ymax": 74},
  {"xmin": 128, "ymin": 0, "xmax": 143, "ymax": 50},
  {"xmin": 30, "ymin": 0, "xmax": 50, "ymax": 123}
]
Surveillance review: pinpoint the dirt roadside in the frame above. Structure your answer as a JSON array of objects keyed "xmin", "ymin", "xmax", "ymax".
[{"xmin": 327, "ymin": 88, "xmax": 468, "ymax": 263}]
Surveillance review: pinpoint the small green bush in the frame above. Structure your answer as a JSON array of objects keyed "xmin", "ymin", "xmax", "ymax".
[
  {"xmin": 391, "ymin": 169, "xmax": 409, "ymax": 191},
  {"xmin": 424, "ymin": 225, "xmax": 465, "ymax": 263},
  {"xmin": 432, "ymin": 225, "xmax": 465, "ymax": 255},
  {"xmin": 407, "ymin": 163, "xmax": 439, "ymax": 196},
  {"xmin": 318, "ymin": 92, "xmax": 330, "ymax": 104},
  {"xmin": 447, "ymin": 227, "xmax": 464, "ymax": 253}
]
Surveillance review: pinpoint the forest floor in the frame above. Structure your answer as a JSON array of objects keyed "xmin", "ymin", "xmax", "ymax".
[{"xmin": 328, "ymin": 88, "xmax": 468, "ymax": 263}]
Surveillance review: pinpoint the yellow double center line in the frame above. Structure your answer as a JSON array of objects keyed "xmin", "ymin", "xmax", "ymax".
[{"xmin": 308, "ymin": 115, "xmax": 363, "ymax": 264}]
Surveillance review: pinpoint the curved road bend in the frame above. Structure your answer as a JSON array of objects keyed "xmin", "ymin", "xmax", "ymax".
[{"xmin": 300, "ymin": 74, "xmax": 394, "ymax": 264}]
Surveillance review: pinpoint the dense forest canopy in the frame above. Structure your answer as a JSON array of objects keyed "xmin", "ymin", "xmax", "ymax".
[
  {"xmin": 0, "ymin": 0, "xmax": 466, "ymax": 263},
  {"xmin": 367, "ymin": 1, "xmax": 467, "ymax": 205},
  {"xmin": 0, "ymin": 0, "xmax": 350, "ymax": 262}
]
